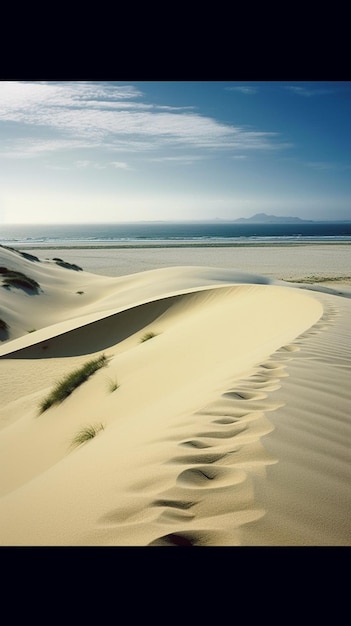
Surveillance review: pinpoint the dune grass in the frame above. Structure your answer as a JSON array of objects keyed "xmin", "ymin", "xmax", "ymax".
[
  {"xmin": 0, "ymin": 267, "xmax": 40, "ymax": 293},
  {"xmin": 69, "ymin": 423, "xmax": 105, "ymax": 449},
  {"xmin": 0, "ymin": 318, "xmax": 9, "ymax": 340},
  {"xmin": 39, "ymin": 354, "xmax": 108, "ymax": 414},
  {"xmin": 0, "ymin": 319, "xmax": 8, "ymax": 332},
  {"xmin": 0, "ymin": 244, "xmax": 40, "ymax": 263},
  {"xmin": 52, "ymin": 258, "xmax": 83, "ymax": 271},
  {"xmin": 140, "ymin": 331, "xmax": 157, "ymax": 343},
  {"xmin": 106, "ymin": 376, "xmax": 119, "ymax": 392}
]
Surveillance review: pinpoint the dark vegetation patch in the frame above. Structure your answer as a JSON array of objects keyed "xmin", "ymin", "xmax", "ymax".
[
  {"xmin": 39, "ymin": 354, "xmax": 108, "ymax": 414},
  {"xmin": 0, "ymin": 244, "xmax": 40, "ymax": 262},
  {"xmin": 52, "ymin": 258, "xmax": 83, "ymax": 271},
  {"xmin": 17, "ymin": 250, "xmax": 41, "ymax": 262},
  {"xmin": 0, "ymin": 267, "xmax": 40, "ymax": 293},
  {"xmin": 140, "ymin": 331, "xmax": 157, "ymax": 343},
  {"xmin": 0, "ymin": 318, "xmax": 9, "ymax": 340},
  {"xmin": 0, "ymin": 318, "xmax": 8, "ymax": 331}
]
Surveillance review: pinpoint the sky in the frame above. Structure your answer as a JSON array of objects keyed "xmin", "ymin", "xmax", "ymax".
[{"xmin": 0, "ymin": 80, "xmax": 350, "ymax": 224}]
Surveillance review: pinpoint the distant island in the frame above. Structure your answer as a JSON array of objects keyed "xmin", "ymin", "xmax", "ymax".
[{"xmin": 232, "ymin": 213, "xmax": 314, "ymax": 224}]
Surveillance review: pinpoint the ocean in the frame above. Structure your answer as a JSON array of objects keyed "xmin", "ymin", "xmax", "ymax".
[{"xmin": 1, "ymin": 221, "xmax": 351, "ymax": 248}]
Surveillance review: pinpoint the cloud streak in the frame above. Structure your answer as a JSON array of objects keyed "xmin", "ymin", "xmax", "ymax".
[
  {"xmin": 285, "ymin": 85, "xmax": 334, "ymax": 97},
  {"xmin": 226, "ymin": 86, "xmax": 258, "ymax": 95},
  {"xmin": 0, "ymin": 81, "xmax": 284, "ymax": 158}
]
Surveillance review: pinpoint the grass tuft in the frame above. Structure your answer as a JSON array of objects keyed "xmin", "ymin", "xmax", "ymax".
[
  {"xmin": 39, "ymin": 354, "xmax": 108, "ymax": 414},
  {"xmin": 140, "ymin": 331, "xmax": 157, "ymax": 343},
  {"xmin": 106, "ymin": 376, "xmax": 119, "ymax": 392},
  {"xmin": 69, "ymin": 423, "xmax": 105, "ymax": 449}
]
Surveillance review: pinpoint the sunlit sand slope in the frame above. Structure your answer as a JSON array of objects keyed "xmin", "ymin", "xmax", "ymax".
[{"xmin": 0, "ymin": 244, "xmax": 350, "ymax": 546}]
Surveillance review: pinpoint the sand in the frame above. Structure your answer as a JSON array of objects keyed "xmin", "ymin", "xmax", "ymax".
[
  {"xmin": 0, "ymin": 243, "xmax": 350, "ymax": 546},
  {"xmin": 19, "ymin": 243, "xmax": 351, "ymax": 285}
]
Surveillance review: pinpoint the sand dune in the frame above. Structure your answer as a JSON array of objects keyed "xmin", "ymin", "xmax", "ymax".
[{"xmin": 0, "ymin": 244, "xmax": 350, "ymax": 546}]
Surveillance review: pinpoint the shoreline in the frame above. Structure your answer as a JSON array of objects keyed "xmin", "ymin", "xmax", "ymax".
[{"xmin": 10, "ymin": 240, "xmax": 351, "ymax": 250}]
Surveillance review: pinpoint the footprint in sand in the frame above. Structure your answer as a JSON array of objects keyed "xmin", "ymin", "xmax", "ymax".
[
  {"xmin": 236, "ymin": 380, "xmax": 281, "ymax": 390},
  {"xmin": 167, "ymin": 451, "xmax": 232, "ymax": 465},
  {"xmin": 195, "ymin": 425, "xmax": 248, "ymax": 439},
  {"xmin": 148, "ymin": 530, "xmax": 217, "ymax": 546},
  {"xmin": 176, "ymin": 465, "xmax": 246, "ymax": 488},
  {"xmin": 260, "ymin": 361, "xmax": 287, "ymax": 372},
  {"xmin": 150, "ymin": 497, "xmax": 199, "ymax": 524},
  {"xmin": 181, "ymin": 439, "xmax": 213, "ymax": 449},
  {"xmin": 123, "ymin": 350, "xmax": 294, "ymax": 544},
  {"xmin": 152, "ymin": 498, "xmax": 197, "ymax": 510},
  {"xmin": 222, "ymin": 390, "xmax": 267, "ymax": 401},
  {"xmin": 212, "ymin": 417, "xmax": 239, "ymax": 424},
  {"xmin": 198, "ymin": 408, "xmax": 250, "ymax": 419},
  {"xmin": 279, "ymin": 344, "xmax": 300, "ymax": 353},
  {"xmin": 218, "ymin": 390, "xmax": 283, "ymax": 414}
]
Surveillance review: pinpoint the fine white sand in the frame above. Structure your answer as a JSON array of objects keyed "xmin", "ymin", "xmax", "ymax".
[{"xmin": 0, "ymin": 243, "xmax": 350, "ymax": 546}]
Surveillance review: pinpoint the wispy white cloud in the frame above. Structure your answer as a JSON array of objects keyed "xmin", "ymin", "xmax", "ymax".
[
  {"xmin": 110, "ymin": 161, "xmax": 131, "ymax": 169},
  {"xmin": 226, "ymin": 85, "xmax": 258, "ymax": 95},
  {"xmin": 148, "ymin": 155, "xmax": 206, "ymax": 164},
  {"xmin": 0, "ymin": 81, "xmax": 284, "ymax": 159},
  {"xmin": 74, "ymin": 159, "xmax": 131, "ymax": 170},
  {"xmin": 285, "ymin": 85, "xmax": 334, "ymax": 97},
  {"xmin": 75, "ymin": 160, "xmax": 91, "ymax": 168},
  {"xmin": 0, "ymin": 138, "xmax": 95, "ymax": 158}
]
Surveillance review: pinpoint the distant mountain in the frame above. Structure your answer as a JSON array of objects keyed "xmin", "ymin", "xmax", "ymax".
[{"xmin": 233, "ymin": 213, "xmax": 314, "ymax": 224}]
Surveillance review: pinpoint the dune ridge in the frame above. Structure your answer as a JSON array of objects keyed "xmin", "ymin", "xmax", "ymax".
[{"xmin": 0, "ymin": 245, "xmax": 350, "ymax": 546}]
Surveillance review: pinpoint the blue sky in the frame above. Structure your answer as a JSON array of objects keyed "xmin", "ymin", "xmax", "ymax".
[{"xmin": 0, "ymin": 80, "xmax": 350, "ymax": 223}]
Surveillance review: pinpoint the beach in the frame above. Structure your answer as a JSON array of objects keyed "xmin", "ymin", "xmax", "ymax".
[
  {"xmin": 15, "ymin": 242, "xmax": 351, "ymax": 285},
  {"xmin": 0, "ymin": 242, "xmax": 350, "ymax": 546}
]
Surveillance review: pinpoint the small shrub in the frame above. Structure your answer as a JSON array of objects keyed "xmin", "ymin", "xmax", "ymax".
[
  {"xmin": 70, "ymin": 423, "xmax": 105, "ymax": 449},
  {"xmin": 39, "ymin": 353, "xmax": 108, "ymax": 413},
  {"xmin": 27, "ymin": 328, "xmax": 36, "ymax": 333},
  {"xmin": 76, "ymin": 291, "xmax": 84, "ymax": 295},
  {"xmin": 140, "ymin": 331, "xmax": 157, "ymax": 343}
]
